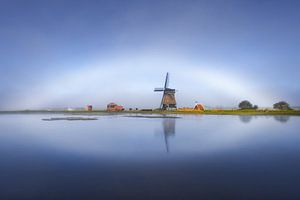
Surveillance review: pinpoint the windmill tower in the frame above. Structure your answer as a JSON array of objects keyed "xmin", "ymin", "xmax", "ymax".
[{"xmin": 154, "ymin": 73, "xmax": 177, "ymax": 110}]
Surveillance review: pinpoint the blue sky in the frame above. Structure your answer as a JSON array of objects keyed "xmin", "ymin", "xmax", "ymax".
[{"xmin": 0, "ymin": 0, "xmax": 299, "ymax": 109}]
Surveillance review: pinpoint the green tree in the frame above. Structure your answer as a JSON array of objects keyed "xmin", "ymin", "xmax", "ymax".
[
  {"xmin": 239, "ymin": 100, "xmax": 253, "ymax": 109},
  {"xmin": 273, "ymin": 101, "xmax": 292, "ymax": 110}
]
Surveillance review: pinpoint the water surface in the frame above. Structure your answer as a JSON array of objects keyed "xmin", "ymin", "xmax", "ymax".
[{"xmin": 0, "ymin": 114, "xmax": 299, "ymax": 199}]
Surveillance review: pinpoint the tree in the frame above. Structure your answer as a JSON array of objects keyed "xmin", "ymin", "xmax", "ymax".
[
  {"xmin": 273, "ymin": 101, "xmax": 291, "ymax": 110},
  {"xmin": 239, "ymin": 100, "xmax": 253, "ymax": 109}
]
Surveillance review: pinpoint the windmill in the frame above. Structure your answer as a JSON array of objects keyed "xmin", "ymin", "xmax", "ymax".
[{"xmin": 154, "ymin": 73, "xmax": 177, "ymax": 110}]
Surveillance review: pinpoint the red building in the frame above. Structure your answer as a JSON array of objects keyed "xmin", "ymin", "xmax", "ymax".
[
  {"xmin": 107, "ymin": 103, "xmax": 124, "ymax": 112},
  {"xmin": 194, "ymin": 103, "xmax": 205, "ymax": 111},
  {"xmin": 86, "ymin": 105, "xmax": 93, "ymax": 111}
]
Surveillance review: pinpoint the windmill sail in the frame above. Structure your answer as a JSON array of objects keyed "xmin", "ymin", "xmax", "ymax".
[
  {"xmin": 154, "ymin": 88, "xmax": 164, "ymax": 91},
  {"xmin": 164, "ymin": 73, "xmax": 169, "ymax": 89}
]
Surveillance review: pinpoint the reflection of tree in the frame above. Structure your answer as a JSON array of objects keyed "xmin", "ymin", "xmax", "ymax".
[
  {"xmin": 239, "ymin": 115, "xmax": 253, "ymax": 123},
  {"xmin": 162, "ymin": 118, "xmax": 176, "ymax": 152},
  {"xmin": 274, "ymin": 115, "xmax": 290, "ymax": 123}
]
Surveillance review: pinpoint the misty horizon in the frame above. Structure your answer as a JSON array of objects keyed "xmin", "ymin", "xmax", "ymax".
[{"xmin": 0, "ymin": 0, "xmax": 299, "ymax": 110}]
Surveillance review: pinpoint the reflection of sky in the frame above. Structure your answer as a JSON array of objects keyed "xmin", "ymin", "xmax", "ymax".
[
  {"xmin": 0, "ymin": 0, "xmax": 300, "ymax": 109},
  {"xmin": 1, "ymin": 114, "xmax": 299, "ymax": 159},
  {"xmin": 1, "ymin": 114, "xmax": 300, "ymax": 199}
]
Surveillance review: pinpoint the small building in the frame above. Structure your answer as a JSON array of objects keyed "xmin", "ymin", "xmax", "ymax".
[
  {"xmin": 86, "ymin": 105, "xmax": 93, "ymax": 111},
  {"xmin": 107, "ymin": 103, "xmax": 124, "ymax": 112},
  {"xmin": 194, "ymin": 103, "xmax": 205, "ymax": 111}
]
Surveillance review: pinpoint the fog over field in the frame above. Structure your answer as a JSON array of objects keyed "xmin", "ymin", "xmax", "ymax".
[{"xmin": 0, "ymin": 0, "xmax": 299, "ymax": 109}]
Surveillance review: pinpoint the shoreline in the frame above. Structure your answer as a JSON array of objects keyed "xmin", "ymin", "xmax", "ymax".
[{"xmin": 1, "ymin": 109, "xmax": 300, "ymax": 116}]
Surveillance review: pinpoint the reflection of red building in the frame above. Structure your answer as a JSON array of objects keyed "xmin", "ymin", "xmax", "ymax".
[
  {"xmin": 86, "ymin": 105, "xmax": 93, "ymax": 111},
  {"xmin": 107, "ymin": 103, "xmax": 124, "ymax": 112}
]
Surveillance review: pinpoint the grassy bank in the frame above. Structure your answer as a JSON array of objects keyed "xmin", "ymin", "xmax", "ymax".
[
  {"xmin": 176, "ymin": 109, "xmax": 300, "ymax": 116},
  {"xmin": 125, "ymin": 109, "xmax": 300, "ymax": 116}
]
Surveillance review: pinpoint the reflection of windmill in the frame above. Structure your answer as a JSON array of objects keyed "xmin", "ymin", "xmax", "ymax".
[
  {"xmin": 162, "ymin": 118, "xmax": 176, "ymax": 153},
  {"xmin": 154, "ymin": 73, "xmax": 177, "ymax": 110}
]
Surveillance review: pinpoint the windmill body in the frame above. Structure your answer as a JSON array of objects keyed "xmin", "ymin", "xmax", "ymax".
[{"xmin": 154, "ymin": 73, "xmax": 177, "ymax": 110}]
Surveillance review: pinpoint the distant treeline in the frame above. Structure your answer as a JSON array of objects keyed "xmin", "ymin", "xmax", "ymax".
[{"xmin": 239, "ymin": 100, "xmax": 292, "ymax": 110}]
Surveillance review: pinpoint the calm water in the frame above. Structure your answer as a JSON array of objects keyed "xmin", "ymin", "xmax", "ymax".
[{"xmin": 0, "ymin": 114, "xmax": 300, "ymax": 199}]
